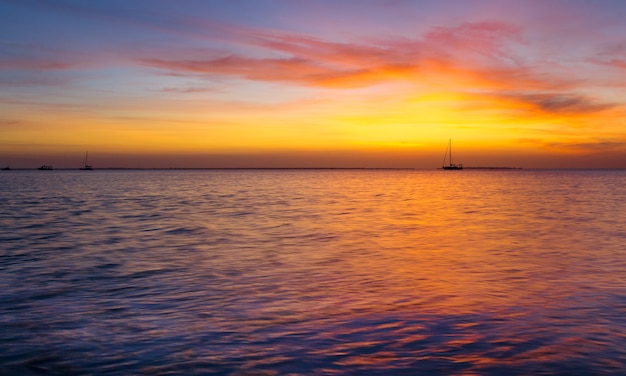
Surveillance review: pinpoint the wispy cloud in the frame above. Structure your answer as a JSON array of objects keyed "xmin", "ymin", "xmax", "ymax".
[
  {"xmin": 0, "ymin": 40, "xmax": 76, "ymax": 71},
  {"xmin": 159, "ymin": 86, "xmax": 216, "ymax": 94},
  {"xmin": 591, "ymin": 57, "xmax": 626, "ymax": 71},
  {"xmin": 500, "ymin": 92, "xmax": 617, "ymax": 114},
  {"xmin": 521, "ymin": 137, "xmax": 626, "ymax": 153},
  {"xmin": 584, "ymin": 42, "xmax": 626, "ymax": 86},
  {"xmin": 0, "ymin": 59, "xmax": 71, "ymax": 70},
  {"xmin": 140, "ymin": 21, "xmax": 535, "ymax": 89}
]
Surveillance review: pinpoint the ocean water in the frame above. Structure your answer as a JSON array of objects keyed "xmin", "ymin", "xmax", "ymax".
[{"xmin": 1, "ymin": 169, "xmax": 626, "ymax": 375}]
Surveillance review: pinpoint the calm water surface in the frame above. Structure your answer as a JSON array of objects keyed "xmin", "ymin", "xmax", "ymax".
[{"xmin": 1, "ymin": 169, "xmax": 626, "ymax": 375}]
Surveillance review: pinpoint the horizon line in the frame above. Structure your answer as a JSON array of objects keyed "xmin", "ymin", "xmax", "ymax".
[{"xmin": 6, "ymin": 166, "xmax": 626, "ymax": 171}]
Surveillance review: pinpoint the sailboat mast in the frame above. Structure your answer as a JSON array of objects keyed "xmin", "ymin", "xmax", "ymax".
[
  {"xmin": 442, "ymin": 139, "xmax": 462, "ymax": 170},
  {"xmin": 80, "ymin": 151, "xmax": 93, "ymax": 170}
]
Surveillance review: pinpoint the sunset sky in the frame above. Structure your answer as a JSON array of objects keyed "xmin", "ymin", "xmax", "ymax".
[{"xmin": 2, "ymin": 0, "xmax": 626, "ymax": 168}]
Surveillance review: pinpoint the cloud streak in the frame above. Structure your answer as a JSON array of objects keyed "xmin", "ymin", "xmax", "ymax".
[
  {"xmin": 521, "ymin": 137, "xmax": 626, "ymax": 153},
  {"xmin": 140, "ymin": 21, "xmax": 538, "ymax": 89},
  {"xmin": 500, "ymin": 92, "xmax": 617, "ymax": 115},
  {"xmin": 159, "ymin": 86, "xmax": 216, "ymax": 94}
]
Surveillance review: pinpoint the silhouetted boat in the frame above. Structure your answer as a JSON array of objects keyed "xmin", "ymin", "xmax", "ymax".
[
  {"xmin": 442, "ymin": 139, "xmax": 463, "ymax": 170},
  {"xmin": 38, "ymin": 165, "xmax": 53, "ymax": 170},
  {"xmin": 1, "ymin": 165, "xmax": 10, "ymax": 170},
  {"xmin": 80, "ymin": 152, "xmax": 94, "ymax": 170}
]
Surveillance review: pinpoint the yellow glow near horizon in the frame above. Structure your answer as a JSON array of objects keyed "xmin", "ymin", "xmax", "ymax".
[
  {"xmin": 2, "ymin": 2, "xmax": 626, "ymax": 168},
  {"xmin": 3, "ymin": 85, "xmax": 622, "ymax": 159}
]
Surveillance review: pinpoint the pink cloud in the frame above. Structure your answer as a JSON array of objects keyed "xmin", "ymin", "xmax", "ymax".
[
  {"xmin": 139, "ymin": 20, "xmax": 588, "ymax": 94},
  {"xmin": 140, "ymin": 21, "xmax": 537, "ymax": 89},
  {"xmin": 593, "ymin": 58, "xmax": 626, "ymax": 70},
  {"xmin": 420, "ymin": 21, "xmax": 523, "ymax": 61},
  {"xmin": 143, "ymin": 55, "xmax": 358, "ymax": 86}
]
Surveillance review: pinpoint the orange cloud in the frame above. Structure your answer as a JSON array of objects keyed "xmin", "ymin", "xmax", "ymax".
[
  {"xmin": 140, "ymin": 21, "xmax": 538, "ymax": 90},
  {"xmin": 518, "ymin": 137, "xmax": 626, "ymax": 154}
]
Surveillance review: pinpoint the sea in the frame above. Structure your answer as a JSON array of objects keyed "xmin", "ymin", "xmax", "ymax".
[{"xmin": 1, "ymin": 169, "xmax": 625, "ymax": 375}]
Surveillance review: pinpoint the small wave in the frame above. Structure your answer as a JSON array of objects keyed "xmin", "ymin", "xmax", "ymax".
[{"xmin": 163, "ymin": 226, "xmax": 208, "ymax": 235}]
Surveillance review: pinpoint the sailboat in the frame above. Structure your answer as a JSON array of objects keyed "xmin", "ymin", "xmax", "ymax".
[
  {"xmin": 80, "ymin": 152, "xmax": 94, "ymax": 170},
  {"xmin": 442, "ymin": 139, "xmax": 463, "ymax": 170}
]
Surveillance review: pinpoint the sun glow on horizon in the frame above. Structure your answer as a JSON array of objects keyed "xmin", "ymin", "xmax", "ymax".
[{"xmin": 1, "ymin": 0, "xmax": 626, "ymax": 168}]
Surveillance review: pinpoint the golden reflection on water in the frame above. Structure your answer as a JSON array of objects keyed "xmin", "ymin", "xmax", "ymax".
[
  {"xmin": 2, "ymin": 170, "xmax": 626, "ymax": 374},
  {"xmin": 213, "ymin": 170, "xmax": 626, "ymax": 372}
]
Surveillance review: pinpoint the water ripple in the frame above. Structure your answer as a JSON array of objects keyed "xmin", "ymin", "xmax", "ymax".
[{"xmin": 1, "ymin": 170, "xmax": 626, "ymax": 374}]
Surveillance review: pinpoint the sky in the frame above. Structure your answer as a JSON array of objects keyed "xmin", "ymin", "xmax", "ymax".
[{"xmin": 1, "ymin": 0, "xmax": 626, "ymax": 169}]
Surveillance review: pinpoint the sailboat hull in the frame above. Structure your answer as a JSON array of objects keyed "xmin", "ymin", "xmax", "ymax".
[
  {"xmin": 442, "ymin": 140, "xmax": 463, "ymax": 170},
  {"xmin": 80, "ymin": 152, "xmax": 94, "ymax": 170}
]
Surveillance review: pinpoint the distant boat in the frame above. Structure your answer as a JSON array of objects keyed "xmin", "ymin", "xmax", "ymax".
[
  {"xmin": 80, "ymin": 152, "xmax": 94, "ymax": 170},
  {"xmin": 1, "ymin": 164, "xmax": 10, "ymax": 171},
  {"xmin": 442, "ymin": 139, "xmax": 463, "ymax": 170},
  {"xmin": 38, "ymin": 165, "xmax": 53, "ymax": 170}
]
